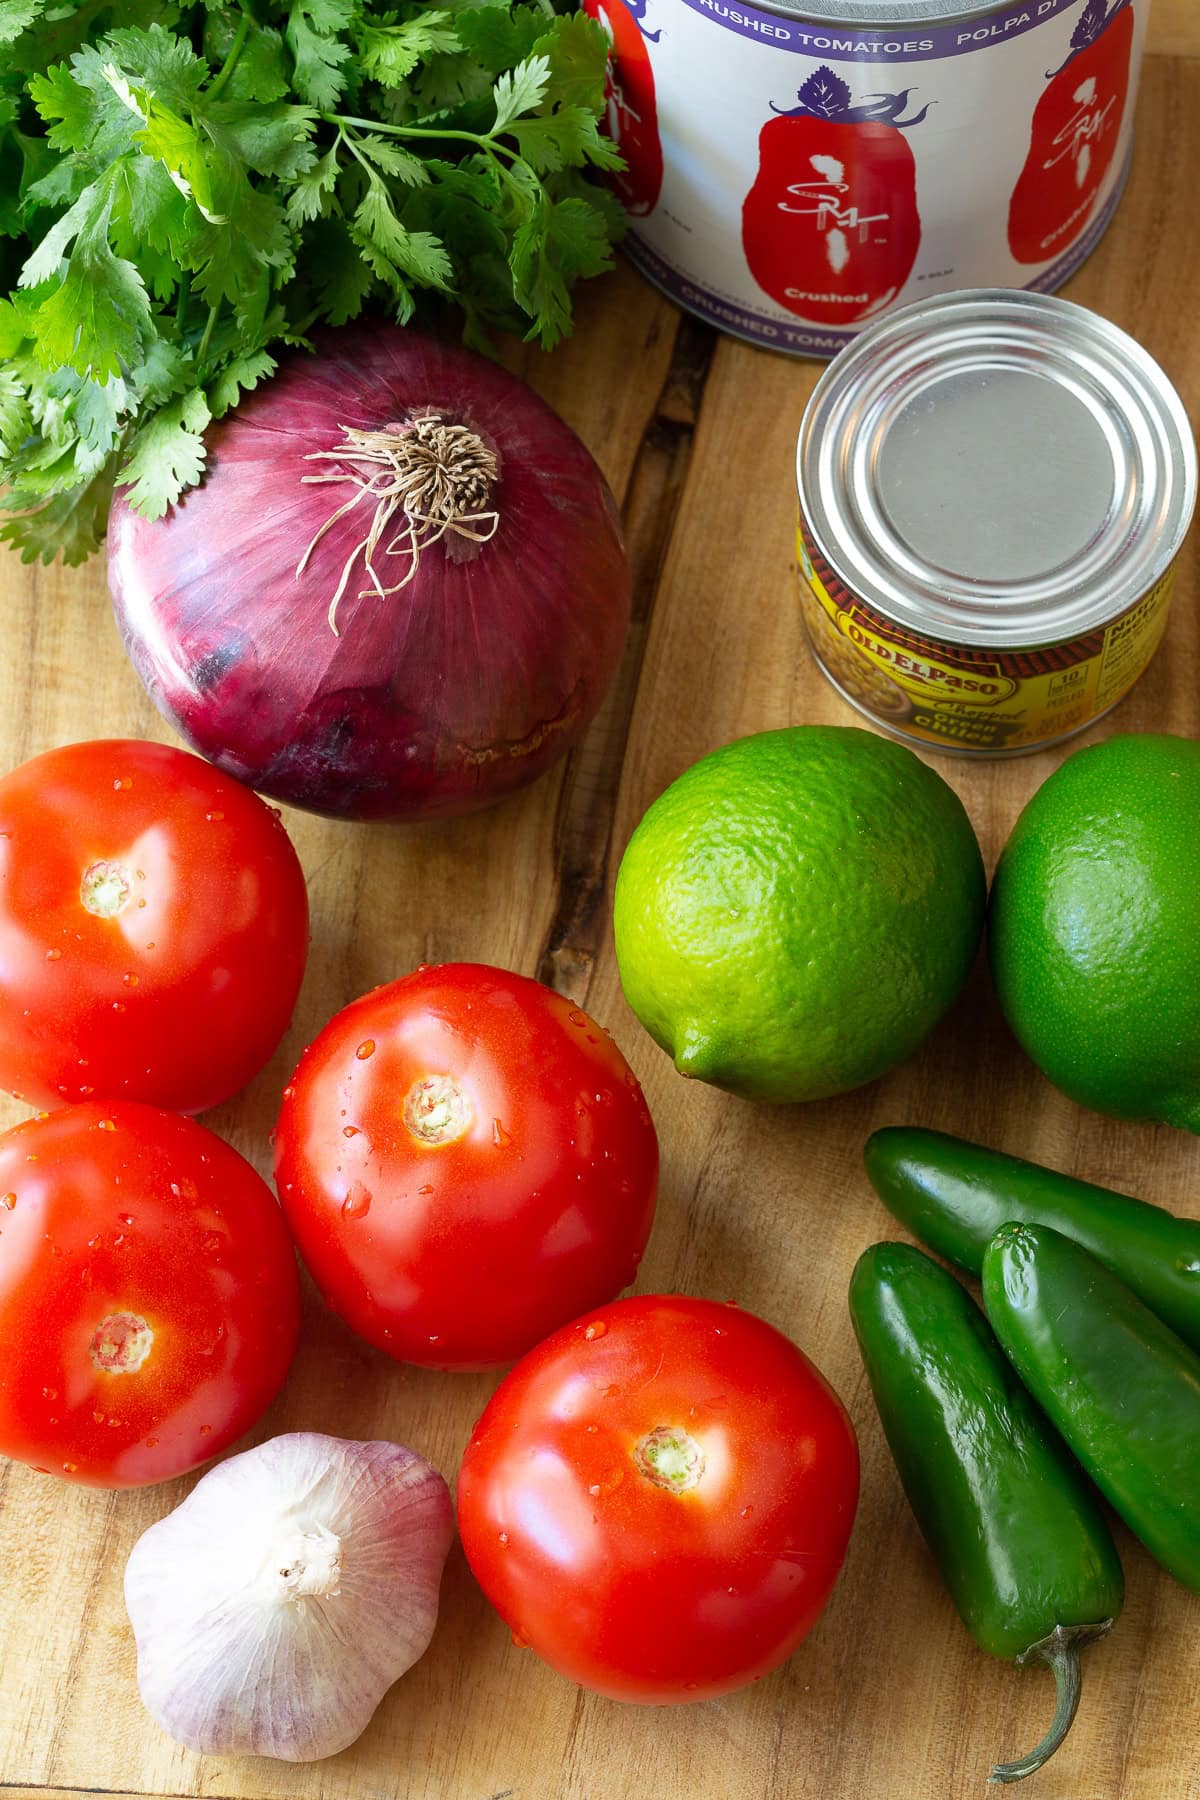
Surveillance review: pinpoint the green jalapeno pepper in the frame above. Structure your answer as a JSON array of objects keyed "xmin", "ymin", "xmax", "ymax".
[
  {"xmin": 849, "ymin": 1241, "xmax": 1122, "ymax": 1786},
  {"xmin": 984, "ymin": 1222, "xmax": 1200, "ymax": 1596},
  {"xmin": 864, "ymin": 1127, "xmax": 1200, "ymax": 1355}
]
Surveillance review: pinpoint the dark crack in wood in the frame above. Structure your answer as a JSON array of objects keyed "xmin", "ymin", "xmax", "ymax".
[{"xmin": 535, "ymin": 315, "xmax": 717, "ymax": 1005}]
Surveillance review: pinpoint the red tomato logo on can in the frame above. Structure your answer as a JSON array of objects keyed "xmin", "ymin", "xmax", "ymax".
[
  {"xmin": 741, "ymin": 68, "xmax": 928, "ymax": 327},
  {"xmin": 584, "ymin": 0, "xmax": 663, "ymax": 218},
  {"xmin": 1008, "ymin": 0, "xmax": 1135, "ymax": 265}
]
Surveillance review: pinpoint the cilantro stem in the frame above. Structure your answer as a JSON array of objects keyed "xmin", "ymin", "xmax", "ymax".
[
  {"xmin": 196, "ymin": 304, "xmax": 220, "ymax": 370},
  {"xmin": 207, "ymin": 9, "xmax": 253, "ymax": 101},
  {"xmin": 328, "ymin": 116, "xmax": 523, "ymax": 164},
  {"xmin": 175, "ymin": 277, "xmax": 190, "ymax": 334}
]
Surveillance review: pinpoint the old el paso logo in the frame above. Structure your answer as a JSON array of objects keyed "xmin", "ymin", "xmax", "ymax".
[{"xmin": 844, "ymin": 616, "xmax": 1017, "ymax": 704}]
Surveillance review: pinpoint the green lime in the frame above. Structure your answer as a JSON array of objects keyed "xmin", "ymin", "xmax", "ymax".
[
  {"xmin": 990, "ymin": 732, "xmax": 1200, "ymax": 1132},
  {"xmin": 612, "ymin": 726, "xmax": 985, "ymax": 1104}
]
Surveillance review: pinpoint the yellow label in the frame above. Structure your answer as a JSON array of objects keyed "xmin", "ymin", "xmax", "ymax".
[{"xmin": 797, "ymin": 526, "xmax": 1176, "ymax": 754}]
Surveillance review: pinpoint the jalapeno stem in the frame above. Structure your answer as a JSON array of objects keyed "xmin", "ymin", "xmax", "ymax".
[{"xmin": 990, "ymin": 1623, "xmax": 1112, "ymax": 1786}]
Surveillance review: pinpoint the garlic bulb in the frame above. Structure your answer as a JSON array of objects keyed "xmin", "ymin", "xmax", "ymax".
[{"xmin": 124, "ymin": 1432, "xmax": 454, "ymax": 1761}]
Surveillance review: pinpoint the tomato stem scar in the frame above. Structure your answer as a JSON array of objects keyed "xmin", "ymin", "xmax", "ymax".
[
  {"xmin": 403, "ymin": 1075, "xmax": 472, "ymax": 1145},
  {"xmin": 635, "ymin": 1426, "xmax": 705, "ymax": 1492},
  {"xmin": 80, "ymin": 861, "xmax": 133, "ymax": 918},
  {"xmin": 90, "ymin": 1312, "xmax": 154, "ymax": 1373}
]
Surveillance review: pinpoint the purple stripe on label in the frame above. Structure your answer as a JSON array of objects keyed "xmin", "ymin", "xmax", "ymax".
[
  {"xmin": 622, "ymin": 160, "xmax": 1130, "ymax": 357},
  {"xmin": 677, "ymin": 0, "xmax": 1085, "ymax": 60}
]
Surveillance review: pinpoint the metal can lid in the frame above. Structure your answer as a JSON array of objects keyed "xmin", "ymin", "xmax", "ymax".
[{"xmin": 796, "ymin": 289, "xmax": 1198, "ymax": 648}]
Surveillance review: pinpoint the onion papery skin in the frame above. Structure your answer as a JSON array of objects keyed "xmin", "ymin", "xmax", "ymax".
[{"xmin": 107, "ymin": 326, "xmax": 632, "ymax": 822}]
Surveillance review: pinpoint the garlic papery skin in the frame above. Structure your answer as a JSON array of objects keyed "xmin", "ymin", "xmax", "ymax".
[{"xmin": 124, "ymin": 1431, "xmax": 454, "ymax": 1762}]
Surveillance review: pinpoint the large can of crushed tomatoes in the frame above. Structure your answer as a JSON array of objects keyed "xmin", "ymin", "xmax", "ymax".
[
  {"xmin": 795, "ymin": 290, "xmax": 1196, "ymax": 757},
  {"xmin": 583, "ymin": 0, "xmax": 1150, "ymax": 354}
]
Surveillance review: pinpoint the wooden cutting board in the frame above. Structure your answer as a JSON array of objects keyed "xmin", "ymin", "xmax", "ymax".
[{"xmin": 1, "ymin": 5, "xmax": 1197, "ymax": 1794}]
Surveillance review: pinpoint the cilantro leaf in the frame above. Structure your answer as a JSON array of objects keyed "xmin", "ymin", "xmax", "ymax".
[
  {"xmin": 208, "ymin": 347, "xmax": 277, "ymax": 418},
  {"xmin": 286, "ymin": 141, "xmax": 341, "ymax": 223},
  {"xmin": 222, "ymin": 23, "xmax": 291, "ymax": 105},
  {"xmin": 349, "ymin": 132, "xmax": 429, "ymax": 185},
  {"xmin": 0, "ymin": 364, "xmax": 31, "ymax": 453},
  {"xmin": 492, "ymin": 53, "xmax": 550, "ymax": 131},
  {"xmin": 116, "ymin": 386, "xmax": 210, "ymax": 516},
  {"xmin": 0, "ymin": 0, "xmax": 45, "ymax": 46},
  {"xmin": 532, "ymin": 11, "xmax": 608, "ymax": 113},
  {"xmin": 356, "ymin": 10, "xmax": 460, "ymax": 85},
  {"xmin": 509, "ymin": 104, "xmax": 624, "ymax": 174},
  {"xmin": 353, "ymin": 176, "xmax": 453, "ymax": 290},
  {"xmin": 23, "ymin": 166, "xmax": 153, "ymax": 379},
  {"xmin": 0, "ymin": 454, "xmax": 119, "ymax": 564},
  {"xmin": 287, "ymin": 0, "xmax": 355, "ymax": 108}
]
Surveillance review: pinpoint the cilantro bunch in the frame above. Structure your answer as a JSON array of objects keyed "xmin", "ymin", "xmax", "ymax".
[{"xmin": 0, "ymin": 0, "xmax": 625, "ymax": 564}]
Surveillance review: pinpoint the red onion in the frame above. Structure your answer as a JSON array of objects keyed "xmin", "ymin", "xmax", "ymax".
[{"xmin": 107, "ymin": 325, "xmax": 631, "ymax": 821}]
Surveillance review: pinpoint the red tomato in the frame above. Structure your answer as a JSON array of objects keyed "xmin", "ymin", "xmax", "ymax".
[
  {"xmin": 0, "ymin": 739, "xmax": 309, "ymax": 1114},
  {"xmin": 0, "ymin": 1103, "xmax": 300, "ymax": 1488},
  {"xmin": 274, "ymin": 964, "xmax": 659, "ymax": 1372},
  {"xmin": 457, "ymin": 1295, "xmax": 860, "ymax": 1702},
  {"xmin": 1008, "ymin": 0, "xmax": 1134, "ymax": 265},
  {"xmin": 742, "ymin": 67, "xmax": 926, "ymax": 326}
]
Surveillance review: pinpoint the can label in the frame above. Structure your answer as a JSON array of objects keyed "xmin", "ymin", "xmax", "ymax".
[
  {"xmin": 587, "ymin": 0, "xmax": 1145, "ymax": 353},
  {"xmin": 797, "ymin": 522, "xmax": 1174, "ymax": 752}
]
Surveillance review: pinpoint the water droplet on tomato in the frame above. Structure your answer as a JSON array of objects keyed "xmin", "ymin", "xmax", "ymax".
[
  {"xmin": 0, "ymin": 1194, "xmax": 13, "ymax": 1211},
  {"xmin": 118, "ymin": 1213, "xmax": 133, "ymax": 1227},
  {"xmin": 427, "ymin": 1333, "xmax": 440, "ymax": 1344},
  {"xmin": 111, "ymin": 1001, "xmax": 126, "ymax": 1014},
  {"xmin": 202, "ymin": 1232, "xmax": 222, "ymax": 1253},
  {"xmin": 498, "ymin": 1531, "xmax": 509, "ymax": 1545},
  {"xmin": 685, "ymin": 1682, "xmax": 699, "ymax": 1692},
  {"xmin": 45, "ymin": 948, "xmax": 62, "ymax": 962},
  {"xmin": 585, "ymin": 1424, "xmax": 598, "ymax": 1434},
  {"xmin": 113, "ymin": 776, "xmax": 132, "ymax": 791},
  {"xmin": 62, "ymin": 1461, "xmax": 78, "ymax": 1473},
  {"xmin": 740, "ymin": 1506, "xmax": 753, "ymax": 1519},
  {"xmin": 41, "ymin": 1387, "xmax": 56, "ymax": 1401},
  {"xmin": 86, "ymin": 1234, "xmax": 101, "ymax": 1249},
  {"xmin": 146, "ymin": 1436, "xmax": 158, "ymax": 1448},
  {"xmin": 97, "ymin": 1119, "xmax": 115, "ymax": 1132},
  {"xmin": 92, "ymin": 1410, "xmax": 105, "ymax": 1425},
  {"xmin": 356, "ymin": 1040, "xmax": 375, "ymax": 1060},
  {"xmin": 205, "ymin": 810, "xmax": 224, "ymax": 823},
  {"xmin": 342, "ymin": 1125, "xmax": 360, "ymax": 1138},
  {"xmin": 79, "ymin": 1085, "xmax": 93, "ymax": 1095},
  {"xmin": 568, "ymin": 1010, "xmax": 586, "ymax": 1027},
  {"xmin": 583, "ymin": 1321, "xmax": 607, "ymax": 1341},
  {"xmin": 511, "ymin": 1632, "xmax": 529, "ymax": 1649},
  {"xmin": 342, "ymin": 1182, "xmax": 372, "ymax": 1220},
  {"xmin": 418, "ymin": 1183, "xmax": 434, "ymax": 1195},
  {"xmin": 492, "ymin": 1119, "xmax": 512, "ymax": 1147},
  {"xmin": 588, "ymin": 1483, "xmax": 601, "ymax": 1496},
  {"xmin": 123, "ymin": 972, "xmax": 138, "ymax": 987}
]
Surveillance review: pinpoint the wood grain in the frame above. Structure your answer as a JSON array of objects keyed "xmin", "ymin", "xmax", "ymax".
[{"xmin": 1, "ymin": 6, "xmax": 1198, "ymax": 1797}]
